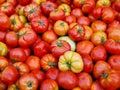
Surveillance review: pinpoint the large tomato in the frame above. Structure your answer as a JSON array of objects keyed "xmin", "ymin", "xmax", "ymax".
[
  {"xmin": 71, "ymin": 8, "xmax": 83, "ymax": 18},
  {"xmin": 40, "ymin": 79, "xmax": 58, "ymax": 90},
  {"xmin": 17, "ymin": 0, "xmax": 32, "ymax": 6},
  {"xmin": 0, "ymin": 56, "xmax": 8, "ymax": 71},
  {"xmin": 40, "ymin": 54, "xmax": 58, "ymax": 71},
  {"xmin": 50, "ymin": 40, "xmax": 71, "ymax": 58},
  {"xmin": 1, "ymin": 66, "xmax": 19, "ymax": 85},
  {"xmin": 77, "ymin": 16, "xmax": 90, "ymax": 26},
  {"xmin": 58, "ymin": 51, "xmax": 84, "ymax": 73},
  {"xmin": 0, "ymin": 42, "xmax": 8, "ymax": 56},
  {"xmin": 18, "ymin": 73, "xmax": 38, "ymax": 90},
  {"xmin": 64, "ymin": 15, "xmax": 76, "ymax": 24}
]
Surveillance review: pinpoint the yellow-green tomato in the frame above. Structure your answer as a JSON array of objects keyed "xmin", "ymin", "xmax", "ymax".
[
  {"xmin": 58, "ymin": 51, "xmax": 84, "ymax": 73},
  {"xmin": 0, "ymin": 42, "xmax": 8, "ymax": 56}
]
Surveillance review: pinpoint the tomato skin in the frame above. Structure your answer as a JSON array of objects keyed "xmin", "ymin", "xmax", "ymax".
[
  {"xmin": 7, "ymin": 0, "xmax": 17, "ymax": 6},
  {"xmin": 1, "ymin": 66, "xmax": 19, "ymax": 85},
  {"xmin": 40, "ymin": 54, "xmax": 58, "ymax": 71},
  {"xmin": 77, "ymin": 16, "xmax": 90, "ymax": 26},
  {"xmin": 18, "ymin": 73, "xmax": 38, "ymax": 90},
  {"xmin": 0, "ymin": 12, "xmax": 10, "ymax": 31},
  {"xmin": 96, "ymin": 0, "xmax": 111, "ymax": 7},
  {"xmin": 0, "ymin": 80, "xmax": 7, "ymax": 90},
  {"xmin": 33, "ymin": 41, "xmax": 50, "ymax": 58},
  {"xmin": 77, "ymin": 72, "xmax": 93, "ymax": 90},
  {"xmin": 108, "ymin": 29, "xmax": 120, "ymax": 40},
  {"xmin": 0, "ymin": 56, "xmax": 8, "ymax": 71},
  {"xmin": 76, "ymin": 40, "xmax": 94, "ymax": 55},
  {"xmin": 40, "ymin": 79, "xmax": 59, "ymax": 90},
  {"xmin": 46, "ymin": 68, "xmax": 60, "ymax": 80},
  {"xmin": 0, "ymin": 42, "xmax": 8, "ymax": 56},
  {"xmin": 50, "ymin": 40, "xmax": 71, "ymax": 58},
  {"xmin": 26, "ymin": 56, "xmax": 40, "ymax": 71},
  {"xmin": 64, "ymin": 15, "xmax": 76, "ymax": 24},
  {"xmin": 93, "ymin": 61, "xmax": 111, "ymax": 79},
  {"xmin": 73, "ymin": 0, "xmax": 85, "ymax": 8},
  {"xmin": 30, "ymin": 69, "xmax": 45, "ymax": 84},
  {"xmin": 17, "ymin": 0, "xmax": 32, "ymax": 6},
  {"xmin": 71, "ymin": 8, "xmax": 83, "ymax": 18},
  {"xmin": 111, "ymin": 0, "xmax": 120, "ymax": 12},
  {"xmin": 0, "ymin": 31, "xmax": 7, "ymax": 43},
  {"xmin": 57, "ymin": 71, "xmax": 78, "ymax": 89},
  {"xmin": 31, "ymin": 15, "xmax": 49, "ymax": 33},
  {"xmin": 91, "ymin": 81, "xmax": 104, "ymax": 90}
]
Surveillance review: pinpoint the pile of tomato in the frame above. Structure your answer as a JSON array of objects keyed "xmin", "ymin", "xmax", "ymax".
[{"xmin": 0, "ymin": 0, "xmax": 120, "ymax": 90}]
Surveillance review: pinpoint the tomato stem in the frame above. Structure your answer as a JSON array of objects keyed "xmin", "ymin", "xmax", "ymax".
[
  {"xmin": 27, "ymin": 82, "xmax": 32, "ymax": 87},
  {"xmin": 56, "ymin": 41, "xmax": 63, "ymax": 47},
  {"xmin": 101, "ymin": 37, "xmax": 105, "ymax": 44},
  {"xmin": 66, "ymin": 62, "xmax": 71, "ymax": 70},
  {"xmin": 18, "ymin": 31, "xmax": 27, "ymax": 38},
  {"xmin": 48, "ymin": 62, "xmax": 55, "ymax": 67}
]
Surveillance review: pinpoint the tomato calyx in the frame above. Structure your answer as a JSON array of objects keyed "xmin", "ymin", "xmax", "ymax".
[
  {"xmin": 27, "ymin": 81, "xmax": 33, "ymax": 88},
  {"xmin": 48, "ymin": 62, "xmax": 56, "ymax": 67},
  {"xmin": 101, "ymin": 37, "xmax": 105, "ymax": 44},
  {"xmin": 81, "ymin": 0, "xmax": 85, "ymax": 5},
  {"xmin": 66, "ymin": 61, "xmax": 71, "ymax": 70},
  {"xmin": 102, "ymin": 71, "xmax": 109, "ymax": 79},
  {"xmin": 28, "ymin": 8, "xmax": 37, "ymax": 14},
  {"xmin": 11, "ymin": 17, "xmax": 16, "ymax": 25},
  {"xmin": 78, "ymin": 26, "xmax": 83, "ymax": 35},
  {"xmin": 37, "ymin": 20, "xmax": 45, "ymax": 26},
  {"xmin": 63, "ymin": 6, "xmax": 67, "ymax": 13},
  {"xmin": 18, "ymin": 31, "xmax": 27, "ymax": 38},
  {"xmin": 60, "ymin": 22, "xmax": 65, "ymax": 26},
  {"xmin": 115, "ymin": 40, "xmax": 120, "ymax": 43},
  {"xmin": 56, "ymin": 41, "xmax": 63, "ymax": 47}
]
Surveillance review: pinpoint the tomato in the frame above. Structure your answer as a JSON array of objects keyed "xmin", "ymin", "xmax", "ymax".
[
  {"xmin": 26, "ymin": 56, "xmax": 40, "ymax": 71},
  {"xmin": 104, "ymin": 39, "xmax": 120, "ymax": 55},
  {"xmin": 32, "ymin": 0, "xmax": 46, "ymax": 5},
  {"xmin": 9, "ymin": 47, "xmax": 27, "ymax": 62},
  {"xmin": 40, "ymin": 54, "xmax": 58, "ymax": 71},
  {"xmin": 76, "ymin": 40, "xmax": 94, "ymax": 55},
  {"xmin": 0, "ymin": 80, "xmax": 7, "ymax": 90},
  {"xmin": 77, "ymin": 16, "xmax": 90, "ymax": 26},
  {"xmin": 91, "ymin": 45, "xmax": 107, "ymax": 62},
  {"xmin": 54, "ymin": 20, "xmax": 69, "ymax": 36},
  {"xmin": 18, "ymin": 73, "xmax": 38, "ymax": 90},
  {"xmin": 58, "ymin": 51, "xmax": 84, "ymax": 73},
  {"xmin": 50, "ymin": 40, "xmax": 71, "ymax": 58},
  {"xmin": 23, "ymin": 48, "xmax": 31, "ymax": 57},
  {"xmin": 0, "ymin": 42, "xmax": 8, "ymax": 56},
  {"xmin": 33, "ymin": 41, "xmax": 50, "ymax": 58},
  {"xmin": 68, "ymin": 24, "xmax": 85, "ymax": 41},
  {"xmin": 73, "ymin": 0, "xmax": 86, "ymax": 8},
  {"xmin": 91, "ymin": 31, "xmax": 107, "ymax": 46},
  {"xmin": 30, "ymin": 69, "xmax": 45, "ymax": 84},
  {"xmin": 0, "ymin": 56, "xmax": 8, "ymax": 71},
  {"xmin": 18, "ymin": 27, "xmax": 37, "ymax": 47},
  {"xmin": 50, "ymin": 9, "xmax": 65, "ymax": 21},
  {"xmin": 46, "ymin": 68, "xmax": 60, "ymax": 80},
  {"xmin": 100, "ymin": 70, "xmax": 120, "ymax": 90},
  {"xmin": 71, "ymin": 8, "xmax": 83, "ymax": 18},
  {"xmin": 77, "ymin": 72, "xmax": 93, "ymax": 90},
  {"xmin": 91, "ymin": 20, "xmax": 107, "ymax": 32},
  {"xmin": 0, "ymin": 12, "xmax": 10, "ymax": 31},
  {"xmin": 7, "ymin": 0, "xmax": 17, "ymax": 6},
  {"xmin": 41, "ymin": 1, "xmax": 57, "ymax": 15},
  {"xmin": 96, "ymin": 0, "xmax": 111, "ymax": 7},
  {"xmin": 24, "ymin": 3, "xmax": 41, "ymax": 21},
  {"xmin": 1, "ymin": 66, "xmax": 19, "ymax": 85},
  {"xmin": 58, "ymin": 4, "xmax": 71, "ymax": 16},
  {"xmin": 42, "ymin": 30, "xmax": 58, "ymax": 44},
  {"xmin": 108, "ymin": 55, "xmax": 120, "ymax": 71},
  {"xmin": 10, "ymin": 14, "xmax": 23, "ymax": 32},
  {"xmin": 112, "ymin": 0, "xmax": 120, "ymax": 12},
  {"xmin": 57, "ymin": 71, "xmax": 77, "ymax": 89},
  {"xmin": 7, "ymin": 83, "xmax": 19, "ymax": 90},
  {"xmin": 17, "ymin": 0, "xmax": 32, "ymax": 6},
  {"xmin": 13, "ymin": 62, "xmax": 30, "ymax": 75},
  {"xmin": 5, "ymin": 31, "xmax": 18, "ymax": 47},
  {"xmin": 40, "ymin": 79, "xmax": 58, "ymax": 90},
  {"xmin": 31, "ymin": 15, "xmax": 49, "ymax": 33},
  {"xmin": 108, "ymin": 29, "xmax": 120, "ymax": 40},
  {"xmin": 64, "ymin": 15, "xmax": 76, "ymax": 24},
  {"xmin": 72, "ymin": 87, "xmax": 82, "ymax": 90},
  {"xmin": 93, "ymin": 61, "xmax": 111, "ymax": 79},
  {"xmin": 59, "ymin": 0, "xmax": 71, "ymax": 4},
  {"xmin": 0, "ymin": 31, "xmax": 7, "ymax": 43},
  {"xmin": 91, "ymin": 81, "xmax": 104, "ymax": 90},
  {"xmin": 82, "ymin": 55, "xmax": 93, "ymax": 73},
  {"xmin": 0, "ymin": 0, "xmax": 5, "ymax": 4},
  {"xmin": 83, "ymin": 25, "xmax": 93, "ymax": 40}
]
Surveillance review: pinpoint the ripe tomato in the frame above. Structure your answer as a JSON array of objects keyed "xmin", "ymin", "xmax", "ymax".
[
  {"xmin": 71, "ymin": 8, "xmax": 83, "ymax": 18},
  {"xmin": 76, "ymin": 40, "xmax": 94, "ymax": 55},
  {"xmin": 50, "ymin": 40, "xmax": 71, "ymax": 58},
  {"xmin": 17, "ymin": 0, "xmax": 32, "ymax": 6},
  {"xmin": 91, "ymin": 81, "xmax": 104, "ymax": 90},
  {"xmin": 46, "ymin": 68, "xmax": 60, "ymax": 80},
  {"xmin": 54, "ymin": 20, "xmax": 69, "ymax": 36},
  {"xmin": 77, "ymin": 72, "xmax": 93, "ymax": 90},
  {"xmin": 40, "ymin": 79, "xmax": 58, "ymax": 90},
  {"xmin": 13, "ymin": 62, "xmax": 30, "ymax": 75},
  {"xmin": 33, "ymin": 41, "xmax": 50, "ymax": 58},
  {"xmin": 1, "ymin": 66, "xmax": 19, "ymax": 85},
  {"xmin": 64, "ymin": 15, "xmax": 76, "ymax": 24},
  {"xmin": 57, "ymin": 71, "xmax": 78, "ymax": 89},
  {"xmin": 7, "ymin": 0, "xmax": 17, "ymax": 6},
  {"xmin": 96, "ymin": 0, "xmax": 111, "ymax": 7},
  {"xmin": 108, "ymin": 29, "xmax": 120, "ymax": 40},
  {"xmin": 0, "ymin": 42, "xmax": 8, "ymax": 56},
  {"xmin": 91, "ymin": 45, "xmax": 107, "ymax": 62},
  {"xmin": 0, "ymin": 56, "xmax": 8, "ymax": 71},
  {"xmin": 93, "ymin": 61, "xmax": 111, "ymax": 79},
  {"xmin": 77, "ymin": 16, "xmax": 90, "ymax": 26},
  {"xmin": 30, "ymin": 69, "xmax": 45, "ymax": 84},
  {"xmin": 0, "ymin": 31, "xmax": 7, "ymax": 43},
  {"xmin": 111, "ymin": 0, "xmax": 120, "ymax": 12},
  {"xmin": 26, "ymin": 56, "xmax": 40, "ymax": 71},
  {"xmin": 0, "ymin": 12, "xmax": 10, "ymax": 31},
  {"xmin": 31, "ymin": 15, "xmax": 49, "ymax": 33},
  {"xmin": 73, "ymin": 0, "xmax": 85, "ymax": 8},
  {"xmin": 0, "ymin": 80, "xmax": 7, "ymax": 90},
  {"xmin": 40, "ymin": 54, "xmax": 58, "ymax": 71},
  {"xmin": 18, "ymin": 73, "xmax": 38, "ymax": 90}
]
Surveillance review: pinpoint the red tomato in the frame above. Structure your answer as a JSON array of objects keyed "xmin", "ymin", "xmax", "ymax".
[
  {"xmin": 30, "ymin": 69, "xmax": 45, "ymax": 84},
  {"xmin": 91, "ymin": 81, "xmax": 104, "ymax": 90},
  {"xmin": 50, "ymin": 40, "xmax": 71, "ymax": 58},
  {"xmin": 91, "ymin": 45, "xmax": 107, "ymax": 62},
  {"xmin": 40, "ymin": 54, "xmax": 58, "ymax": 71},
  {"xmin": 7, "ymin": 0, "xmax": 17, "ymax": 6},
  {"xmin": 40, "ymin": 79, "xmax": 58, "ymax": 90},
  {"xmin": 71, "ymin": 8, "xmax": 83, "ymax": 18},
  {"xmin": 64, "ymin": 15, "xmax": 76, "ymax": 24},
  {"xmin": 31, "ymin": 15, "xmax": 49, "ymax": 33},
  {"xmin": 17, "ymin": 0, "xmax": 32, "ymax": 6},
  {"xmin": 93, "ymin": 61, "xmax": 111, "ymax": 79},
  {"xmin": 0, "ymin": 31, "xmax": 7, "ymax": 43},
  {"xmin": 26, "ymin": 56, "xmax": 40, "ymax": 71},
  {"xmin": 23, "ymin": 48, "xmax": 31, "ymax": 57},
  {"xmin": 57, "ymin": 71, "xmax": 78, "ymax": 89},
  {"xmin": 18, "ymin": 73, "xmax": 38, "ymax": 90},
  {"xmin": 77, "ymin": 72, "xmax": 93, "ymax": 90},
  {"xmin": 82, "ymin": 55, "xmax": 93, "ymax": 73},
  {"xmin": 0, "ymin": 80, "xmax": 7, "ymax": 90},
  {"xmin": 1, "ymin": 66, "xmax": 19, "ymax": 85},
  {"xmin": 73, "ymin": 0, "xmax": 85, "ymax": 8},
  {"xmin": 0, "ymin": 56, "xmax": 8, "ymax": 71},
  {"xmin": 0, "ymin": 12, "xmax": 10, "ymax": 31},
  {"xmin": 76, "ymin": 40, "xmax": 94, "ymax": 55},
  {"xmin": 111, "ymin": 0, "xmax": 120, "ymax": 12},
  {"xmin": 33, "ymin": 41, "xmax": 50, "ymax": 58},
  {"xmin": 46, "ymin": 68, "xmax": 60, "ymax": 80}
]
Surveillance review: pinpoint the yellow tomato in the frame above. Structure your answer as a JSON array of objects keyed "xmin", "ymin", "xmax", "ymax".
[
  {"xmin": 96, "ymin": 0, "xmax": 111, "ymax": 7},
  {"xmin": 0, "ymin": 42, "xmax": 8, "ymax": 56}
]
